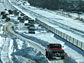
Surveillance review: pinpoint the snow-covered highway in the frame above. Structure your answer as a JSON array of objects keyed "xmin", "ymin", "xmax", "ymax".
[
  {"xmin": 3, "ymin": 22, "xmax": 65, "ymax": 63},
  {"xmin": 0, "ymin": 0, "xmax": 84, "ymax": 63},
  {"xmin": 2, "ymin": 20, "xmax": 84, "ymax": 63},
  {"xmin": 3, "ymin": 22, "xmax": 45, "ymax": 54},
  {"xmin": 2, "ymin": 19, "xmax": 84, "ymax": 63},
  {"xmin": 9, "ymin": 0, "xmax": 84, "ymax": 51}
]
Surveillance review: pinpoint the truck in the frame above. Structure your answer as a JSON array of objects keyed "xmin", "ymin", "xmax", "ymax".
[{"xmin": 45, "ymin": 43, "xmax": 67, "ymax": 59}]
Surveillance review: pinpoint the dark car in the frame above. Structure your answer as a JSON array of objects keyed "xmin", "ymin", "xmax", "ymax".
[
  {"xmin": 28, "ymin": 18, "xmax": 35, "ymax": 24},
  {"xmin": 45, "ymin": 44, "xmax": 66, "ymax": 59},
  {"xmin": 29, "ymin": 29, "xmax": 35, "ymax": 34},
  {"xmin": 28, "ymin": 25, "xmax": 35, "ymax": 29},
  {"xmin": 23, "ymin": 16, "xmax": 29, "ymax": 20}
]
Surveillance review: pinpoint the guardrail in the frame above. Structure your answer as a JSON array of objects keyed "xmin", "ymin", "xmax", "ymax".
[{"xmin": 36, "ymin": 18, "xmax": 84, "ymax": 51}]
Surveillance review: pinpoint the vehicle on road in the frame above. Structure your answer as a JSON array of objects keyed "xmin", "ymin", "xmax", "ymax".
[
  {"xmin": 28, "ymin": 18, "xmax": 35, "ymax": 24},
  {"xmin": 29, "ymin": 29, "xmax": 35, "ymax": 34},
  {"xmin": 45, "ymin": 43, "xmax": 67, "ymax": 59},
  {"xmin": 28, "ymin": 25, "xmax": 35, "ymax": 29},
  {"xmin": 28, "ymin": 24, "xmax": 35, "ymax": 34}
]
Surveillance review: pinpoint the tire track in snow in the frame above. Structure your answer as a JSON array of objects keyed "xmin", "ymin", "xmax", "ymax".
[{"xmin": 1, "ymin": 38, "xmax": 11, "ymax": 63}]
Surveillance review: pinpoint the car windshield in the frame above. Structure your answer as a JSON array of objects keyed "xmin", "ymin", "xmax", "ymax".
[{"xmin": 49, "ymin": 44, "xmax": 61, "ymax": 48}]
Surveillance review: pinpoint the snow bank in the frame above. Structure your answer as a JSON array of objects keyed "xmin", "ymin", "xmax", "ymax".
[
  {"xmin": 0, "ymin": 34, "xmax": 48, "ymax": 63},
  {"xmin": 12, "ymin": 47, "xmax": 48, "ymax": 63},
  {"xmin": 0, "ymin": 36, "xmax": 4, "ymax": 47}
]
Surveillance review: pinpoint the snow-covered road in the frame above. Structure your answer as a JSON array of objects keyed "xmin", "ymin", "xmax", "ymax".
[
  {"xmin": 2, "ymin": 21, "xmax": 49, "ymax": 63},
  {"xmin": 3, "ymin": 20, "xmax": 84, "ymax": 63},
  {"xmin": 3, "ymin": 22, "xmax": 44, "ymax": 54},
  {"xmin": 3, "ymin": 22, "xmax": 66, "ymax": 63}
]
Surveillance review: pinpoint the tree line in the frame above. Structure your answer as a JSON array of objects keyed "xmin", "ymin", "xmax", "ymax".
[{"xmin": 28, "ymin": 0, "xmax": 84, "ymax": 12}]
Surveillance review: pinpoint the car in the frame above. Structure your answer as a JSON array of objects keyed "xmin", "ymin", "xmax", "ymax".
[
  {"xmin": 45, "ymin": 43, "xmax": 66, "ymax": 59},
  {"xmin": 25, "ymin": 23, "xmax": 29, "ymax": 26},
  {"xmin": 23, "ymin": 16, "xmax": 29, "ymax": 20},
  {"xmin": 28, "ymin": 18, "xmax": 35, "ymax": 24},
  {"xmin": 5, "ymin": 17, "xmax": 10, "ymax": 22},
  {"xmin": 29, "ymin": 29, "xmax": 35, "ymax": 34},
  {"xmin": 8, "ymin": 10, "xmax": 13, "ymax": 14},
  {"xmin": 18, "ymin": 17, "xmax": 22, "ymax": 20},
  {"xmin": 28, "ymin": 25, "xmax": 35, "ymax": 34},
  {"xmin": 28, "ymin": 25, "xmax": 35, "ymax": 29},
  {"xmin": 13, "ymin": 10, "xmax": 19, "ymax": 16},
  {"xmin": 1, "ymin": 11, "xmax": 5, "ymax": 15},
  {"xmin": 20, "ymin": 13, "xmax": 25, "ymax": 16}
]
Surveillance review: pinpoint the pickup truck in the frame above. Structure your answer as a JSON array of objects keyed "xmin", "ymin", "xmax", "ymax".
[{"xmin": 45, "ymin": 43, "xmax": 67, "ymax": 59}]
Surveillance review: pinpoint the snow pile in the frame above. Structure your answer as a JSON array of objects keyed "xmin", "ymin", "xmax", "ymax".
[
  {"xmin": 14, "ymin": 55, "xmax": 36, "ymax": 63},
  {"xmin": 12, "ymin": 47, "xmax": 48, "ymax": 63},
  {"xmin": 0, "ymin": 34, "xmax": 48, "ymax": 63}
]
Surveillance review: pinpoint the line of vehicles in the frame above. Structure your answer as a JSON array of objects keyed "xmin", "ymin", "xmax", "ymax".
[{"xmin": 0, "ymin": 9, "xmax": 36, "ymax": 34}]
